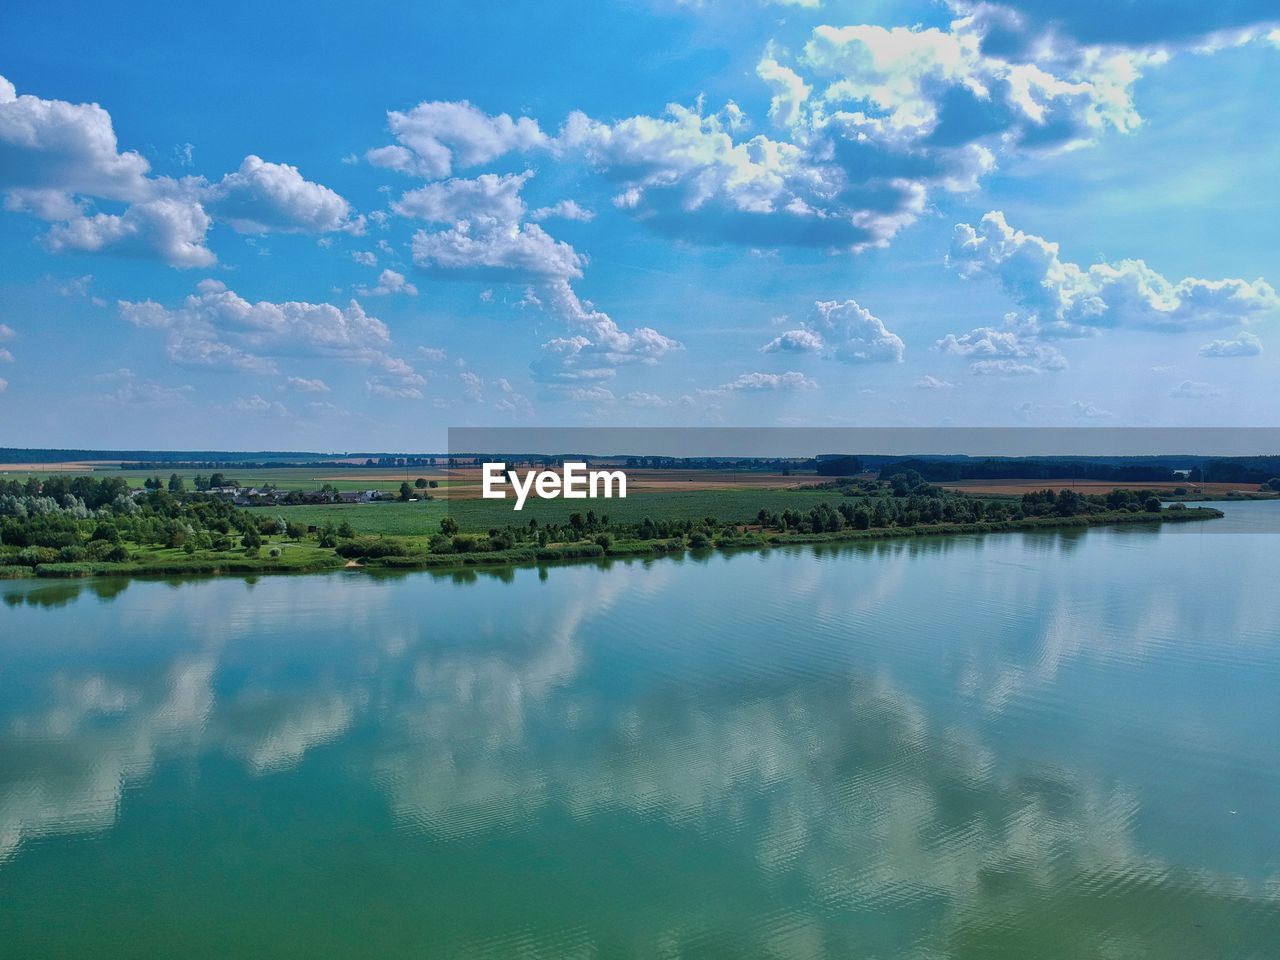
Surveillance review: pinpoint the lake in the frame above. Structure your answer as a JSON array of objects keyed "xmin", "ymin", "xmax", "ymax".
[{"xmin": 2, "ymin": 501, "xmax": 1278, "ymax": 958}]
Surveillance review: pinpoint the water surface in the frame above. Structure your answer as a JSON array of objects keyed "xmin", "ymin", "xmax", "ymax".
[{"xmin": 2, "ymin": 502, "xmax": 1278, "ymax": 958}]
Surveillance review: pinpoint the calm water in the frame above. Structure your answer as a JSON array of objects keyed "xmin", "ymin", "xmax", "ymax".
[{"xmin": 2, "ymin": 502, "xmax": 1278, "ymax": 958}]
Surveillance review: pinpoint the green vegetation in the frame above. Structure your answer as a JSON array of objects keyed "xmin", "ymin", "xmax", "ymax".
[{"xmin": 0, "ymin": 470, "xmax": 1225, "ymax": 580}]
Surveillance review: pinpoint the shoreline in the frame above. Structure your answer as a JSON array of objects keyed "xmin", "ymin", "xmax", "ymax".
[{"xmin": 2, "ymin": 506, "xmax": 1225, "ymax": 583}]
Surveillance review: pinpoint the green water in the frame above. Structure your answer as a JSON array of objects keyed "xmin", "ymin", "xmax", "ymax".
[{"xmin": 2, "ymin": 502, "xmax": 1278, "ymax": 958}]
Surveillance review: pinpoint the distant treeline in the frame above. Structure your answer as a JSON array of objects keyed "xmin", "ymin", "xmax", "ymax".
[
  {"xmin": 0, "ymin": 449, "xmax": 446, "ymax": 465},
  {"xmin": 878, "ymin": 457, "xmax": 1280, "ymax": 484}
]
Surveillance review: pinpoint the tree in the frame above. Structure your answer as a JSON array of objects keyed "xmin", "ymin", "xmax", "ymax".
[
  {"xmin": 241, "ymin": 525, "xmax": 262, "ymax": 551},
  {"xmin": 414, "ymin": 477, "xmax": 428, "ymax": 489},
  {"xmin": 399, "ymin": 481, "xmax": 413, "ymax": 502},
  {"xmin": 1144, "ymin": 496, "xmax": 1162, "ymax": 512},
  {"xmin": 168, "ymin": 473, "xmax": 185, "ymax": 493},
  {"xmin": 440, "ymin": 516, "xmax": 459, "ymax": 535}
]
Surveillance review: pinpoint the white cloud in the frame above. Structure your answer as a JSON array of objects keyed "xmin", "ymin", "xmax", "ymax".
[
  {"xmin": 206, "ymin": 155, "xmax": 362, "ymax": 234},
  {"xmin": 45, "ymin": 197, "xmax": 215, "ymax": 268},
  {"xmin": 720, "ymin": 371, "xmax": 817, "ymax": 391},
  {"xmin": 0, "ymin": 77, "xmax": 361, "ymax": 267},
  {"xmin": 528, "ymin": 199, "xmax": 595, "ymax": 222},
  {"xmin": 357, "ymin": 268, "xmax": 418, "ymax": 297},
  {"xmin": 761, "ymin": 328, "xmax": 824, "ymax": 353},
  {"xmin": 0, "ymin": 324, "xmax": 13, "ymax": 340},
  {"xmin": 232, "ymin": 394, "xmax": 290, "ymax": 416},
  {"xmin": 761, "ymin": 300, "xmax": 902, "ymax": 363},
  {"xmin": 351, "ymin": 250, "xmax": 377, "ymax": 267},
  {"xmin": 1199, "ymin": 331, "xmax": 1263, "ymax": 357},
  {"xmin": 118, "ymin": 279, "xmax": 419, "ymax": 388},
  {"xmin": 564, "ymin": 384, "xmax": 616, "ymax": 404},
  {"xmin": 916, "ymin": 375, "xmax": 955, "ymax": 389},
  {"xmin": 418, "ymin": 346, "xmax": 447, "ymax": 362},
  {"xmin": 284, "ymin": 376, "xmax": 329, "ymax": 393},
  {"xmin": 970, "ymin": 359, "xmax": 1042, "ymax": 376},
  {"xmin": 949, "ymin": 212, "xmax": 1279, "ymax": 334},
  {"xmin": 0, "ymin": 74, "xmax": 151, "ymax": 203},
  {"xmin": 96, "ymin": 368, "xmax": 194, "ymax": 405},
  {"xmin": 0, "ymin": 348, "xmax": 14, "ymax": 363},
  {"xmin": 936, "ymin": 323, "xmax": 1067, "ymax": 374},
  {"xmin": 1169, "ymin": 379, "xmax": 1221, "ymax": 399},
  {"xmin": 531, "ymin": 279, "xmax": 681, "ymax": 382},
  {"xmin": 367, "ymin": 100, "xmax": 548, "ymax": 178},
  {"xmin": 394, "ymin": 171, "xmax": 531, "ymax": 224},
  {"xmin": 1070, "ymin": 400, "xmax": 1113, "ymax": 419},
  {"xmin": 622, "ymin": 391, "xmax": 670, "ymax": 407},
  {"xmin": 809, "ymin": 299, "xmax": 905, "ymax": 363},
  {"xmin": 0, "ymin": 377, "xmax": 7, "ymax": 394},
  {"xmin": 411, "ymin": 219, "xmax": 584, "ymax": 279}
]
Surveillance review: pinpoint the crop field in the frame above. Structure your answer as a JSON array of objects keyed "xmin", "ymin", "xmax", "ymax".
[
  {"xmin": 0, "ymin": 464, "xmax": 455, "ymax": 492},
  {"xmin": 260, "ymin": 488, "xmax": 858, "ymax": 535},
  {"xmin": 938, "ymin": 479, "xmax": 1270, "ymax": 497}
]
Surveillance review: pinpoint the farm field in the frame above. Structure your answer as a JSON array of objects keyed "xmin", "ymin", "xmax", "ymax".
[
  {"xmin": 260, "ymin": 488, "xmax": 857, "ymax": 536},
  {"xmin": 938, "ymin": 479, "xmax": 1271, "ymax": 497}
]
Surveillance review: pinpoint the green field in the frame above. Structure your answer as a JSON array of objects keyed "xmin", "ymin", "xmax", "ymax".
[
  {"xmin": 256, "ymin": 488, "xmax": 863, "ymax": 535},
  {"xmin": 0, "ymin": 465, "xmax": 454, "ymax": 493}
]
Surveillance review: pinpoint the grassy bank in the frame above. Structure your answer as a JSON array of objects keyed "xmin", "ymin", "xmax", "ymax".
[{"xmin": 4, "ymin": 505, "xmax": 1223, "ymax": 581}]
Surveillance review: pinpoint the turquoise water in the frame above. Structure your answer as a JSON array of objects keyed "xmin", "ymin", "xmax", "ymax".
[{"xmin": 2, "ymin": 502, "xmax": 1278, "ymax": 958}]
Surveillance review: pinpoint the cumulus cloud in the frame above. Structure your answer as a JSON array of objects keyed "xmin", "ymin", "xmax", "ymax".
[
  {"xmin": 529, "ymin": 198, "xmax": 595, "ymax": 222},
  {"xmin": 232, "ymin": 394, "xmax": 290, "ymax": 416},
  {"xmin": 0, "ymin": 74, "xmax": 151, "ymax": 204},
  {"xmin": 530, "ymin": 279, "xmax": 681, "ymax": 383},
  {"xmin": 1070, "ymin": 400, "xmax": 1113, "ymax": 419},
  {"xmin": 1, "ymin": 77, "xmax": 361, "ymax": 267},
  {"xmin": 561, "ymin": 102, "xmax": 928, "ymax": 252},
  {"xmin": 936, "ymin": 323, "xmax": 1067, "ymax": 374},
  {"xmin": 1169, "ymin": 379, "xmax": 1221, "ymax": 399},
  {"xmin": 44, "ymin": 196, "xmax": 215, "ymax": 268},
  {"xmin": 763, "ymin": 299, "xmax": 904, "ymax": 363},
  {"xmin": 357, "ymin": 268, "xmax": 418, "ymax": 297},
  {"xmin": 367, "ymin": 100, "xmax": 548, "ymax": 179},
  {"xmin": 454, "ymin": 371, "xmax": 533, "ymax": 414},
  {"xmin": 351, "ymin": 250, "xmax": 377, "ymax": 267},
  {"xmin": 0, "ymin": 324, "xmax": 14, "ymax": 340},
  {"xmin": 390, "ymin": 170, "xmax": 679, "ymax": 384},
  {"xmin": 1199, "ymin": 331, "xmax": 1263, "ymax": 357},
  {"xmin": 916, "ymin": 375, "xmax": 955, "ymax": 389},
  {"xmin": 411, "ymin": 219, "xmax": 584, "ymax": 279},
  {"xmin": 205, "ymin": 155, "xmax": 362, "ymax": 234},
  {"xmin": 394, "ymin": 171, "xmax": 531, "ymax": 224},
  {"xmin": 761, "ymin": 328, "xmax": 824, "ymax": 353},
  {"xmin": 284, "ymin": 376, "xmax": 329, "ymax": 393},
  {"xmin": 950, "ymin": 0, "xmax": 1280, "ymax": 53},
  {"xmin": 118, "ymin": 279, "xmax": 420, "ymax": 390},
  {"xmin": 949, "ymin": 211, "xmax": 1279, "ymax": 335},
  {"xmin": 622, "ymin": 391, "xmax": 670, "ymax": 407},
  {"xmin": 719, "ymin": 371, "xmax": 817, "ymax": 391},
  {"xmin": 95, "ymin": 368, "xmax": 194, "ymax": 406}
]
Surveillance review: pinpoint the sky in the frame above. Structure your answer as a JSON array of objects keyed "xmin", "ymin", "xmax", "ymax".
[{"xmin": 1, "ymin": 0, "xmax": 1278, "ymax": 451}]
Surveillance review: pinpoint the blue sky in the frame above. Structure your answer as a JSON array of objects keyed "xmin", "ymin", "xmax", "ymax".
[{"xmin": 1, "ymin": 0, "xmax": 1278, "ymax": 450}]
